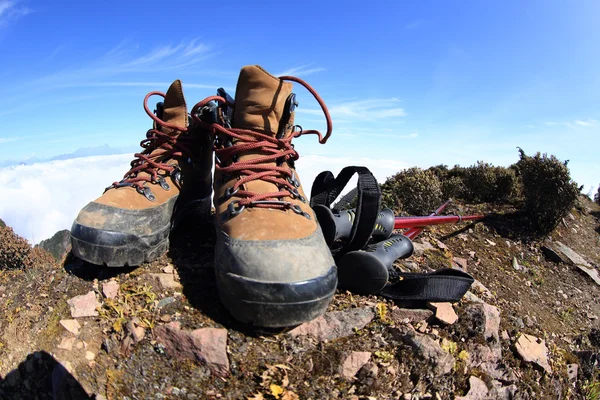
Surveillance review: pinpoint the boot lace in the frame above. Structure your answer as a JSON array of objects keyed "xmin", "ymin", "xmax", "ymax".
[
  {"xmin": 107, "ymin": 91, "xmax": 196, "ymax": 198},
  {"xmin": 191, "ymin": 76, "xmax": 333, "ymax": 212}
]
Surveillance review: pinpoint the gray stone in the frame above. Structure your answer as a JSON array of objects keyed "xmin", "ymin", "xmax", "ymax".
[
  {"xmin": 541, "ymin": 245, "xmax": 565, "ymax": 263},
  {"xmin": 288, "ymin": 307, "xmax": 375, "ymax": 342},
  {"xmin": 512, "ymin": 257, "xmax": 521, "ymax": 271},
  {"xmin": 567, "ymin": 364, "xmax": 578, "ymax": 386},
  {"xmin": 575, "ymin": 265, "xmax": 600, "ymax": 286},
  {"xmin": 489, "ymin": 381, "xmax": 518, "ymax": 400},
  {"xmin": 412, "ymin": 241, "xmax": 434, "ymax": 256},
  {"xmin": 456, "ymin": 376, "xmax": 488, "ymax": 400},
  {"xmin": 157, "ymin": 297, "xmax": 177, "ymax": 309},
  {"xmin": 554, "ymin": 241, "xmax": 592, "ymax": 267},
  {"xmin": 393, "ymin": 325, "xmax": 455, "ymax": 376},
  {"xmin": 463, "ymin": 291, "xmax": 484, "ymax": 304},
  {"xmin": 467, "ymin": 343, "xmax": 502, "ymax": 368},
  {"xmin": 471, "ymin": 280, "xmax": 493, "ymax": 299},
  {"xmin": 38, "ymin": 229, "xmax": 71, "ymax": 261},
  {"xmin": 481, "ymin": 304, "xmax": 501, "ymax": 342}
]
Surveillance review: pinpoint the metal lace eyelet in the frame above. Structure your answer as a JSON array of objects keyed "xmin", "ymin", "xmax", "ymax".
[
  {"xmin": 289, "ymin": 188, "xmax": 306, "ymax": 203},
  {"xmin": 222, "ymin": 200, "xmax": 245, "ymax": 221},
  {"xmin": 219, "ymin": 186, "xmax": 238, "ymax": 203},
  {"xmin": 287, "ymin": 171, "xmax": 300, "ymax": 188},
  {"xmin": 136, "ymin": 186, "xmax": 156, "ymax": 201},
  {"xmin": 154, "ymin": 176, "xmax": 170, "ymax": 191},
  {"xmin": 170, "ymin": 167, "xmax": 182, "ymax": 184},
  {"xmin": 290, "ymin": 204, "xmax": 311, "ymax": 219}
]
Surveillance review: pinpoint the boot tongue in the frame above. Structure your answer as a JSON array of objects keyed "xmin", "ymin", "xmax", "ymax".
[
  {"xmin": 161, "ymin": 80, "xmax": 188, "ymax": 132},
  {"xmin": 232, "ymin": 65, "xmax": 293, "ymax": 135}
]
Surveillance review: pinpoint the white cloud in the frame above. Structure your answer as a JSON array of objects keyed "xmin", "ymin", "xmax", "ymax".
[
  {"xmin": 574, "ymin": 119, "xmax": 597, "ymax": 127},
  {"xmin": 545, "ymin": 118, "xmax": 596, "ymax": 128},
  {"xmin": 0, "ymin": 0, "xmax": 30, "ymax": 27},
  {"xmin": 0, "ymin": 136, "xmax": 19, "ymax": 143},
  {"xmin": 0, "ymin": 153, "xmax": 410, "ymax": 243},
  {"xmin": 27, "ymin": 40, "xmax": 214, "ymax": 91},
  {"xmin": 0, "ymin": 154, "xmax": 133, "ymax": 243},
  {"xmin": 297, "ymin": 98, "xmax": 406, "ymax": 121},
  {"xmin": 275, "ymin": 65, "xmax": 326, "ymax": 77}
]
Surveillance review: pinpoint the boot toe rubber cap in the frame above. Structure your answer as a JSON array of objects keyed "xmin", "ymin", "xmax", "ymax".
[
  {"xmin": 214, "ymin": 227, "xmax": 338, "ymax": 327},
  {"xmin": 70, "ymin": 201, "xmax": 172, "ymax": 266}
]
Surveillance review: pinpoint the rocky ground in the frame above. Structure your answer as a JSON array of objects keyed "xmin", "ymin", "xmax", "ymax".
[{"xmin": 0, "ymin": 197, "xmax": 599, "ymax": 400}]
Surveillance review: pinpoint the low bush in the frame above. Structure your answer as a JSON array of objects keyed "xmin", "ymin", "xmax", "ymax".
[
  {"xmin": 515, "ymin": 148, "xmax": 579, "ymax": 234},
  {"xmin": 381, "ymin": 167, "xmax": 443, "ymax": 215}
]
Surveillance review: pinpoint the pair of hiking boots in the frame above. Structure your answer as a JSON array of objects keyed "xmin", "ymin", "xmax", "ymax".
[{"xmin": 70, "ymin": 65, "xmax": 337, "ymax": 328}]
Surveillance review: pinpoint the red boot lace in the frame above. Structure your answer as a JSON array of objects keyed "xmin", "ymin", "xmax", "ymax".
[
  {"xmin": 191, "ymin": 76, "xmax": 333, "ymax": 210},
  {"xmin": 108, "ymin": 91, "xmax": 196, "ymax": 195}
]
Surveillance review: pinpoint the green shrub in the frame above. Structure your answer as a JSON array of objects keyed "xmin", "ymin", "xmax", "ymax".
[
  {"xmin": 441, "ymin": 176, "xmax": 466, "ymax": 200},
  {"xmin": 381, "ymin": 167, "xmax": 443, "ymax": 215},
  {"xmin": 462, "ymin": 161, "xmax": 498, "ymax": 202},
  {"xmin": 595, "ymin": 185, "xmax": 600, "ymax": 205},
  {"xmin": 515, "ymin": 148, "xmax": 579, "ymax": 234},
  {"xmin": 458, "ymin": 161, "xmax": 519, "ymax": 203}
]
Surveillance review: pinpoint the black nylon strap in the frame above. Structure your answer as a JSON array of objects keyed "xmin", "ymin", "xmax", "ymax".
[
  {"xmin": 379, "ymin": 268, "xmax": 474, "ymax": 302},
  {"xmin": 310, "ymin": 166, "xmax": 381, "ymax": 254}
]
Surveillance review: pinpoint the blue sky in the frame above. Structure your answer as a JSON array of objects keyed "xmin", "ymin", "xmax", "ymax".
[{"xmin": 1, "ymin": 0, "xmax": 599, "ymax": 191}]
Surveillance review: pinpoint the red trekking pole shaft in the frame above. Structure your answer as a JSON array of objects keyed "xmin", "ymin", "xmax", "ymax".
[
  {"xmin": 402, "ymin": 200, "xmax": 452, "ymax": 240},
  {"xmin": 395, "ymin": 214, "xmax": 485, "ymax": 229}
]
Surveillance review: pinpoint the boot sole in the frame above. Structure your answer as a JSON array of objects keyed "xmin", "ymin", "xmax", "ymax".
[
  {"xmin": 70, "ymin": 196, "xmax": 212, "ymax": 267},
  {"xmin": 215, "ymin": 265, "xmax": 337, "ymax": 328}
]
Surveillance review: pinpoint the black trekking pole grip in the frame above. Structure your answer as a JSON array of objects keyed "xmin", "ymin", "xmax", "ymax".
[
  {"xmin": 313, "ymin": 205, "xmax": 395, "ymax": 246},
  {"xmin": 337, "ymin": 234, "xmax": 414, "ymax": 295}
]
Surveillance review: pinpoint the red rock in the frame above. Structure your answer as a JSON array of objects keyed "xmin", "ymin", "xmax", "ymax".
[
  {"xmin": 339, "ymin": 351, "xmax": 371, "ymax": 379},
  {"xmin": 288, "ymin": 307, "xmax": 375, "ymax": 342},
  {"xmin": 67, "ymin": 291, "xmax": 100, "ymax": 318},
  {"xmin": 57, "ymin": 337, "xmax": 76, "ymax": 351},
  {"xmin": 149, "ymin": 273, "xmax": 182, "ymax": 290},
  {"xmin": 59, "ymin": 319, "xmax": 81, "ymax": 335},
  {"xmin": 102, "ymin": 280, "xmax": 119, "ymax": 299},
  {"xmin": 435, "ymin": 239, "xmax": 448, "ymax": 250},
  {"xmin": 154, "ymin": 322, "xmax": 229, "ymax": 376},
  {"xmin": 515, "ymin": 334, "xmax": 552, "ymax": 373},
  {"xmin": 427, "ymin": 302, "xmax": 458, "ymax": 325},
  {"xmin": 452, "ymin": 257, "xmax": 468, "ymax": 271},
  {"xmin": 456, "ymin": 376, "xmax": 489, "ymax": 400},
  {"xmin": 390, "ymin": 308, "xmax": 433, "ymax": 324}
]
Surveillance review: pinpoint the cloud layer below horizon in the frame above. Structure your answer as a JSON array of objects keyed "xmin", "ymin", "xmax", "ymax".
[{"xmin": 0, "ymin": 154, "xmax": 407, "ymax": 243}]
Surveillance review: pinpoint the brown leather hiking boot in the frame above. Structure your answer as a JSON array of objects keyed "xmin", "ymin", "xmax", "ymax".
[
  {"xmin": 191, "ymin": 65, "xmax": 337, "ymax": 327},
  {"xmin": 71, "ymin": 81, "xmax": 213, "ymax": 266}
]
